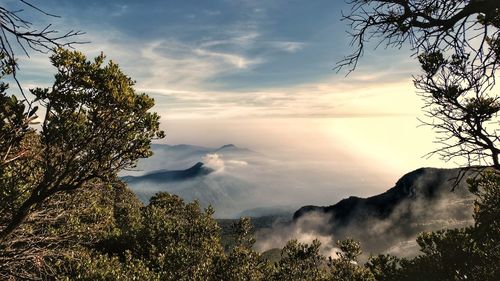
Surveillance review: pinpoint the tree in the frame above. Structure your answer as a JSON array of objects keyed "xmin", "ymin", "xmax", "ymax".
[
  {"xmin": 338, "ymin": 0, "xmax": 500, "ymax": 75},
  {"xmin": 415, "ymin": 51, "xmax": 499, "ymax": 169},
  {"xmin": 135, "ymin": 193, "xmax": 223, "ymax": 281},
  {"xmin": 56, "ymin": 250, "xmax": 158, "ymax": 281},
  {"xmin": 1, "ymin": 1, "xmax": 84, "ymax": 168},
  {"xmin": 0, "ymin": 53, "xmax": 36, "ymax": 168},
  {"xmin": 339, "ymin": 0, "xmax": 500, "ymax": 169},
  {"xmin": 326, "ymin": 239, "xmax": 375, "ymax": 281},
  {"xmin": 0, "ymin": 181, "xmax": 144, "ymax": 279},
  {"xmin": 270, "ymin": 239, "xmax": 328, "ymax": 281},
  {"xmin": 0, "ymin": 48, "xmax": 164, "ymax": 241},
  {"xmin": 365, "ymin": 254, "xmax": 402, "ymax": 281},
  {"xmin": 212, "ymin": 217, "xmax": 271, "ymax": 281}
]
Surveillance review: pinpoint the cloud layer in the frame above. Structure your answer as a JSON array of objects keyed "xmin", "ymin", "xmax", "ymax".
[{"xmin": 6, "ymin": 0, "xmax": 420, "ymax": 120}]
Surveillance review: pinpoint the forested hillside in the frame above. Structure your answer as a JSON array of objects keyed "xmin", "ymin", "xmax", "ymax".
[{"xmin": 0, "ymin": 1, "xmax": 499, "ymax": 280}]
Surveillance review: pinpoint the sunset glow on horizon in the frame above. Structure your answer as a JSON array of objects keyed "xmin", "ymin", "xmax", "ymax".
[{"xmin": 5, "ymin": 0, "xmax": 453, "ymax": 193}]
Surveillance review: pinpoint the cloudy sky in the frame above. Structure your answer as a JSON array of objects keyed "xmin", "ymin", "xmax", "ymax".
[
  {"xmin": 6, "ymin": 0, "xmax": 453, "ymax": 190},
  {"xmin": 10, "ymin": 0, "xmax": 420, "ymax": 117}
]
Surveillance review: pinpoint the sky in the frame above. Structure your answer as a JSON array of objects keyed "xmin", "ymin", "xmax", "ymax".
[{"xmin": 4, "ymin": 0, "xmax": 454, "ymax": 192}]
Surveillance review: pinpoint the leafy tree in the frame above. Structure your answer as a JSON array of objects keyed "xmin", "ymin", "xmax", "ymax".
[
  {"xmin": 0, "ymin": 48, "xmax": 164, "ymax": 241},
  {"xmin": 56, "ymin": 250, "xmax": 158, "ymax": 281},
  {"xmin": 326, "ymin": 239, "xmax": 375, "ymax": 281},
  {"xmin": 135, "ymin": 193, "xmax": 223, "ymax": 281},
  {"xmin": 468, "ymin": 170, "xmax": 500, "ymax": 240},
  {"xmin": 0, "ymin": 53, "xmax": 38, "ymax": 171},
  {"xmin": 270, "ymin": 239, "xmax": 328, "ymax": 281},
  {"xmin": 365, "ymin": 254, "xmax": 402, "ymax": 281},
  {"xmin": 212, "ymin": 217, "xmax": 271, "ymax": 281},
  {"xmin": 1, "ymin": 1, "xmax": 84, "ymax": 171},
  {"xmin": 339, "ymin": 0, "xmax": 500, "ymax": 169},
  {"xmin": 0, "ymin": 181, "xmax": 143, "ymax": 279}
]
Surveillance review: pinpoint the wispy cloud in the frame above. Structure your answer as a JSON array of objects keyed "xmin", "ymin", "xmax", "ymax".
[
  {"xmin": 11, "ymin": 0, "xmax": 419, "ymax": 121},
  {"xmin": 270, "ymin": 41, "xmax": 306, "ymax": 53},
  {"xmin": 139, "ymin": 75, "xmax": 419, "ymax": 120}
]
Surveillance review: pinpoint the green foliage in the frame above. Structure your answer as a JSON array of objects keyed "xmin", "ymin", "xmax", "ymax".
[
  {"xmin": 366, "ymin": 254, "xmax": 402, "ymax": 281},
  {"xmin": 0, "ymin": 47, "xmax": 165, "ymax": 278},
  {"xmin": 402, "ymin": 228, "xmax": 480, "ymax": 280},
  {"xmin": 0, "ymin": 48, "xmax": 164, "ymax": 246},
  {"xmin": 213, "ymin": 245, "xmax": 270, "ymax": 281},
  {"xmin": 270, "ymin": 239, "xmax": 327, "ymax": 281},
  {"xmin": 2, "ymin": 167, "xmax": 498, "ymax": 280},
  {"xmin": 0, "ymin": 53, "xmax": 41, "ymax": 218},
  {"xmin": 327, "ymin": 239, "xmax": 375, "ymax": 281},
  {"xmin": 468, "ymin": 171, "xmax": 500, "ymax": 238},
  {"xmin": 335, "ymin": 239, "xmax": 362, "ymax": 262},
  {"xmin": 0, "ymin": 132, "xmax": 42, "ymax": 219},
  {"xmin": 135, "ymin": 193, "xmax": 223, "ymax": 281},
  {"xmin": 212, "ymin": 217, "xmax": 271, "ymax": 281},
  {"xmin": 31, "ymin": 48, "xmax": 164, "ymax": 186},
  {"xmin": 56, "ymin": 250, "xmax": 158, "ymax": 281},
  {"xmin": 233, "ymin": 217, "xmax": 256, "ymax": 248},
  {"xmin": 0, "ymin": 180, "xmax": 143, "ymax": 279}
]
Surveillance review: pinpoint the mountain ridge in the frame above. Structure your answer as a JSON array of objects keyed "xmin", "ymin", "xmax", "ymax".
[
  {"xmin": 290, "ymin": 167, "xmax": 476, "ymax": 255},
  {"xmin": 121, "ymin": 162, "xmax": 213, "ymax": 184},
  {"xmin": 293, "ymin": 167, "xmax": 472, "ymax": 224}
]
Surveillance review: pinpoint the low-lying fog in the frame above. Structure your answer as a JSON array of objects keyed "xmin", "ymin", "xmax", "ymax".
[{"xmin": 122, "ymin": 117, "xmax": 452, "ymax": 218}]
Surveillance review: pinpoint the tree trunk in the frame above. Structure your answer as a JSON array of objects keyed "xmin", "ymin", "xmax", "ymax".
[{"xmin": 0, "ymin": 193, "xmax": 41, "ymax": 243}]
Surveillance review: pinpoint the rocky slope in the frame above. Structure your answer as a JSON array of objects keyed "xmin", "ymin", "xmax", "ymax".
[{"xmin": 291, "ymin": 167, "xmax": 476, "ymax": 256}]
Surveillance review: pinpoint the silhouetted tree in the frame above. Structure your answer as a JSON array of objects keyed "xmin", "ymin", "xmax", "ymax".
[
  {"xmin": 0, "ymin": 1, "xmax": 83, "ymax": 74},
  {"xmin": 415, "ymin": 51, "xmax": 499, "ymax": 169},
  {"xmin": 337, "ymin": 0, "xmax": 500, "ymax": 76},
  {"xmin": 339, "ymin": 0, "xmax": 500, "ymax": 170}
]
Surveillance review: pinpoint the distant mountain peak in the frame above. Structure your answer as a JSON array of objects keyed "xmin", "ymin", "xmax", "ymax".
[
  {"xmin": 218, "ymin": 144, "xmax": 236, "ymax": 150},
  {"xmin": 121, "ymin": 162, "xmax": 213, "ymax": 184},
  {"xmin": 291, "ymin": 167, "xmax": 476, "ymax": 256},
  {"xmin": 293, "ymin": 167, "xmax": 473, "ymax": 223},
  {"xmin": 190, "ymin": 162, "xmax": 205, "ymax": 170}
]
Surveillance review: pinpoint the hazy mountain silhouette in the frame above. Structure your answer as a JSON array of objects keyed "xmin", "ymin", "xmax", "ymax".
[
  {"xmin": 121, "ymin": 162, "xmax": 213, "ymax": 184},
  {"xmin": 293, "ymin": 167, "xmax": 473, "ymax": 224},
  {"xmin": 130, "ymin": 143, "xmax": 253, "ymax": 174},
  {"xmin": 287, "ymin": 167, "xmax": 477, "ymax": 256},
  {"xmin": 214, "ymin": 144, "xmax": 253, "ymax": 154},
  {"xmin": 121, "ymin": 143, "xmax": 270, "ymax": 217},
  {"xmin": 236, "ymin": 206, "xmax": 296, "ymax": 218}
]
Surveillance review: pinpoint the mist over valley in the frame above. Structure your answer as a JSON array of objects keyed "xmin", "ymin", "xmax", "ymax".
[{"xmin": 123, "ymin": 142, "xmax": 476, "ymax": 258}]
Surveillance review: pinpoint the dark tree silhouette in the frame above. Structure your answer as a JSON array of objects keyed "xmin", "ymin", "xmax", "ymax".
[
  {"xmin": 0, "ymin": 1, "xmax": 83, "ymax": 67},
  {"xmin": 337, "ymin": 0, "xmax": 500, "ymax": 77},
  {"xmin": 338, "ymin": 0, "xmax": 500, "ymax": 170},
  {"xmin": 415, "ymin": 51, "xmax": 499, "ymax": 169}
]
